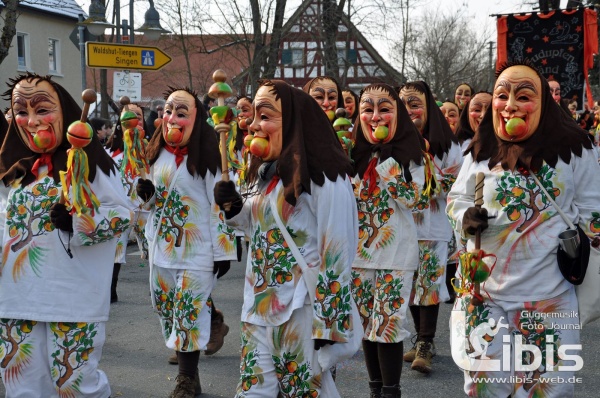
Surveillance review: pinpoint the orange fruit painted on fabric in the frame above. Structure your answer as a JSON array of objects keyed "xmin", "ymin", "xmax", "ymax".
[
  {"xmin": 74, "ymin": 331, "xmax": 86, "ymax": 342},
  {"xmin": 81, "ymin": 348, "xmax": 94, "ymax": 361},
  {"xmin": 392, "ymin": 299, "xmax": 401, "ymax": 309},
  {"xmin": 591, "ymin": 221, "xmax": 600, "ymax": 234},
  {"xmin": 20, "ymin": 323, "xmax": 33, "ymax": 333},
  {"xmin": 44, "ymin": 222, "xmax": 53, "ymax": 232},
  {"xmin": 507, "ymin": 208, "xmax": 520, "ymax": 221},
  {"xmin": 511, "ymin": 187, "xmax": 523, "ymax": 197},
  {"xmin": 110, "ymin": 217, "xmax": 121, "ymax": 229},
  {"xmin": 353, "ymin": 277, "xmax": 361, "ymax": 287},
  {"xmin": 316, "ymin": 287, "xmax": 326, "ymax": 301},
  {"xmin": 329, "ymin": 281, "xmax": 341, "ymax": 294},
  {"xmin": 275, "ymin": 272, "xmax": 285, "ymax": 284},
  {"xmin": 9, "ymin": 226, "xmax": 18, "ymax": 237},
  {"xmin": 17, "ymin": 205, "xmax": 27, "ymax": 215},
  {"xmin": 266, "ymin": 230, "xmax": 278, "ymax": 244},
  {"xmin": 499, "ymin": 196, "xmax": 508, "ymax": 206},
  {"xmin": 358, "ymin": 229, "xmax": 367, "ymax": 239},
  {"xmin": 175, "ymin": 291, "xmax": 183, "ymax": 300},
  {"xmin": 549, "ymin": 187, "xmax": 560, "ymax": 198},
  {"xmin": 48, "ymin": 187, "xmax": 59, "ymax": 197},
  {"xmin": 57, "ymin": 323, "xmax": 72, "ymax": 332},
  {"xmin": 286, "ymin": 361, "xmax": 298, "ymax": 373},
  {"xmin": 159, "ymin": 293, "xmax": 168, "ymax": 302},
  {"xmin": 307, "ymin": 390, "xmax": 318, "ymax": 398},
  {"xmin": 32, "ymin": 184, "xmax": 43, "ymax": 195},
  {"xmin": 357, "ymin": 211, "xmax": 366, "ymax": 221},
  {"xmin": 372, "ymin": 187, "xmax": 381, "ymax": 196},
  {"xmin": 383, "ymin": 273, "xmax": 393, "ymax": 283},
  {"xmin": 331, "ymin": 297, "xmax": 342, "ymax": 309},
  {"xmin": 165, "ymin": 234, "xmax": 172, "ymax": 243},
  {"xmin": 360, "ymin": 190, "xmax": 369, "ymax": 200},
  {"xmin": 284, "ymin": 273, "xmax": 293, "ymax": 282},
  {"xmin": 423, "ymin": 253, "xmax": 431, "ymax": 261},
  {"xmin": 255, "ymin": 249, "xmax": 264, "ymax": 260}
]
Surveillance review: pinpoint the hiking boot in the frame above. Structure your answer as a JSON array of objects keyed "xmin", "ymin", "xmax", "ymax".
[
  {"xmin": 168, "ymin": 351, "xmax": 178, "ymax": 365},
  {"xmin": 381, "ymin": 385, "xmax": 401, "ymax": 398},
  {"xmin": 411, "ymin": 341, "xmax": 434, "ymax": 374},
  {"xmin": 169, "ymin": 373, "xmax": 201, "ymax": 398},
  {"xmin": 204, "ymin": 310, "xmax": 229, "ymax": 355},
  {"xmin": 404, "ymin": 338, "xmax": 436, "ymax": 362},
  {"xmin": 369, "ymin": 380, "xmax": 383, "ymax": 398}
]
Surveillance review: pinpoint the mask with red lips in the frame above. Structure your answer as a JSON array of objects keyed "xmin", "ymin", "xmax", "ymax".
[
  {"xmin": 162, "ymin": 90, "xmax": 197, "ymax": 147},
  {"xmin": 359, "ymin": 87, "xmax": 398, "ymax": 144},
  {"xmin": 492, "ymin": 65, "xmax": 542, "ymax": 142},
  {"xmin": 11, "ymin": 79, "xmax": 63, "ymax": 153}
]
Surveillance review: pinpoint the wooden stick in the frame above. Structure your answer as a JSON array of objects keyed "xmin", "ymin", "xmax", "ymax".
[{"xmin": 472, "ymin": 171, "xmax": 485, "ymax": 305}]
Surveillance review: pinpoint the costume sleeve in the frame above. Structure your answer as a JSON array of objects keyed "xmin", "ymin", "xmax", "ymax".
[
  {"xmin": 573, "ymin": 148, "xmax": 600, "ymax": 240},
  {"xmin": 376, "ymin": 157, "xmax": 424, "ymax": 210},
  {"xmin": 438, "ymin": 143, "xmax": 463, "ymax": 196},
  {"xmin": 311, "ymin": 177, "xmax": 359, "ymax": 342},
  {"xmin": 0, "ymin": 185, "xmax": 9, "ymax": 264},
  {"xmin": 71, "ymin": 168, "xmax": 134, "ymax": 247},
  {"xmin": 446, "ymin": 154, "xmax": 476, "ymax": 235},
  {"xmin": 206, "ymin": 170, "xmax": 237, "ymax": 262}
]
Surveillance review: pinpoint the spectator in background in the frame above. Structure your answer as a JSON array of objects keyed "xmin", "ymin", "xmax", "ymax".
[
  {"xmin": 548, "ymin": 78, "xmax": 561, "ymax": 103},
  {"xmin": 145, "ymin": 99, "xmax": 165, "ymax": 137},
  {"xmin": 89, "ymin": 117, "xmax": 112, "ymax": 145}
]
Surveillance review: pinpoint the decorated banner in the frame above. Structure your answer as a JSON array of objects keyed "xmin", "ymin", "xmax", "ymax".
[{"xmin": 496, "ymin": 8, "xmax": 598, "ymax": 108}]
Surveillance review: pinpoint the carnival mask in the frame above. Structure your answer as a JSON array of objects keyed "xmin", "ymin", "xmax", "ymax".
[
  {"xmin": 400, "ymin": 87, "xmax": 427, "ymax": 133},
  {"xmin": 343, "ymin": 90, "xmax": 356, "ymax": 118},
  {"xmin": 360, "ymin": 86, "xmax": 398, "ymax": 144},
  {"xmin": 468, "ymin": 92, "xmax": 492, "ymax": 134},
  {"xmin": 455, "ymin": 84, "xmax": 472, "ymax": 110},
  {"xmin": 236, "ymin": 97, "xmax": 253, "ymax": 130},
  {"xmin": 492, "ymin": 65, "xmax": 542, "ymax": 142},
  {"xmin": 163, "ymin": 90, "xmax": 197, "ymax": 147},
  {"xmin": 441, "ymin": 101, "xmax": 460, "ymax": 134},
  {"xmin": 12, "ymin": 78, "xmax": 63, "ymax": 153},
  {"xmin": 248, "ymin": 85, "xmax": 283, "ymax": 161},
  {"xmin": 309, "ymin": 78, "xmax": 338, "ymax": 121}
]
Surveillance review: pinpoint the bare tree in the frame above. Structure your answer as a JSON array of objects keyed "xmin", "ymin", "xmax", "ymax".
[{"xmin": 397, "ymin": 9, "xmax": 490, "ymax": 99}]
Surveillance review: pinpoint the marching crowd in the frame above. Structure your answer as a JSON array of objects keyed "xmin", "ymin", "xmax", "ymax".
[{"xmin": 1, "ymin": 61, "xmax": 600, "ymax": 398}]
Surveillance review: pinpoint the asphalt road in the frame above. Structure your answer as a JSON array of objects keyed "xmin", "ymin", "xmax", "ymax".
[{"xmin": 1, "ymin": 245, "xmax": 599, "ymax": 397}]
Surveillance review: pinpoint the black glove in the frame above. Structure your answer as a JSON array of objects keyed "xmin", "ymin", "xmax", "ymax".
[
  {"xmin": 136, "ymin": 179, "xmax": 155, "ymax": 202},
  {"xmin": 49, "ymin": 203, "xmax": 73, "ymax": 233},
  {"xmin": 214, "ymin": 181, "xmax": 243, "ymax": 219},
  {"xmin": 314, "ymin": 339, "xmax": 336, "ymax": 350},
  {"xmin": 213, "ymin": 260, "xmax": 231, "ymax": 279},
  {"xmin": 462, "ymin": 207, "xmax": 489, "ymax": 236}
]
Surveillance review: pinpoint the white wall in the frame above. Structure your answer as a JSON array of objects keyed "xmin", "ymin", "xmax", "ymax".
[{"xmin": 0, "ymin": 10, "xmax": 82, "ymax": 111}]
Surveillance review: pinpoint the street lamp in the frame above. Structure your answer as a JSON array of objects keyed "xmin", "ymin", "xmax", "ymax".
[
  {"xmin": 79, "ymin": 0, "xmax": 170, "ymax": 41},
  {"xmin": 135, "ymin": 0, "xmax": 170, "ymax": 41},
  {"xmin": 79, "ymin": 0, "xmax": 114, "ymax": 37}
]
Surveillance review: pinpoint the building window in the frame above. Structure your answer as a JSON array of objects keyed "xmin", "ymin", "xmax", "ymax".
[
  {"xmin": 337, "ymin": 48, "xmax": 358, "ymax": 67},
  {"xmin": 48, "ymin": 38, "xmax": 61, "ymax": 74},
  {"xmin": 282, "ymin": 48, "xmax": 304, "ymax": 68},
  {"xmin": 17, "ymin": 32, "xmax": 30, "ymax": 70}
]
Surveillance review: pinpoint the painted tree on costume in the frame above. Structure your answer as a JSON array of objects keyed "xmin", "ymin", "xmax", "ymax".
[
  {"xmin": 154, "ymin": 186, "xmax": 190, "ymax": 248},
  {"xmin": 589, "ymin": 212, "xmax": 600, "ymax": 248},
  {"xmin": 273, "ymin": 352, "xmax": 318, "ymax": 397},
  {"xmin": 154, "ymin": 284, "xmax": 175, "ymax": 340},
  {"xmin": 239, "ymin": 333, "xmax": 262, "ymax": 393},
  {"xmin": 5, "ymin": 177, "xmax": 59, "ymax": 253},
  {"xmin": 251, "ymin": 227, "xmax": 297, "ymax": 295},
  {"xmin": 495, "ymin": 165, "xmax": 559, "ymax": 233},
  {"xmin": 0, "ymin": 319, "xmax": 36, "ymax": 382},
  {"xmin": 76, "ymin": 210, "xmax": 130, "ymax": 246},
  {"xmin": 50, "ymin": 322, "xmax": 97, "ymax": 389},
  {"xmin": 516, "ymin": 312, "xmax": 560, "ymax": 392},
  {"xmin": 412, "ymin": 245, "xmax": 443, "ymax": 305},
  {"xmin": 374, "ymin": 273, "xmax": 404, "ymax": 337},
  {"xmin": 462, "ymin": 297, "xmax": 493, "ymax": 355},
  {"xmin": 315, "ymin": 269, "xmax": 352, "ymax": 331},
  {"xmin": 172, "ymin": 288, "xmax": 202, "ymax": 350},
  {"xmin": 351, "ymin": 270, "xmax": 374, "ymax": 331},
  {"xmin": 357, "ymin": 183, "xmax": 394, "ymax": 252}
]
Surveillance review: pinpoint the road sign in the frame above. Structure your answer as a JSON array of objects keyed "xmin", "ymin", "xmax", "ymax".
[
  {"xmin": 113, "ymin": 72, "xmax": 142, "ymax": 102},
  {"xmin": 86, "ymin": 42, "xmax": 171, "ymax": 71}
]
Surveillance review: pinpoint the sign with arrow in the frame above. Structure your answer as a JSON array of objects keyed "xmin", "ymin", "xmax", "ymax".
[
  {"xmin": 86, "ymin": 42, "xmax": 171, "ymax": 71},
  {"xmin": 112, "ymin": 72, "xmax": 142, "ymax": 102}
]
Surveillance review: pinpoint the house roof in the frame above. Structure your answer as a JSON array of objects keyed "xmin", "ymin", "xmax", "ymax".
[{"xmin": 0, "ymin": 0, "xmax": 85, "ymax": 20}]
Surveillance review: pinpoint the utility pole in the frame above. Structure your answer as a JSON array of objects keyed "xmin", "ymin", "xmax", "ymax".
[{"xmin": 488, "ymin": 41, "xmax": 495, "ymax": 92}]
